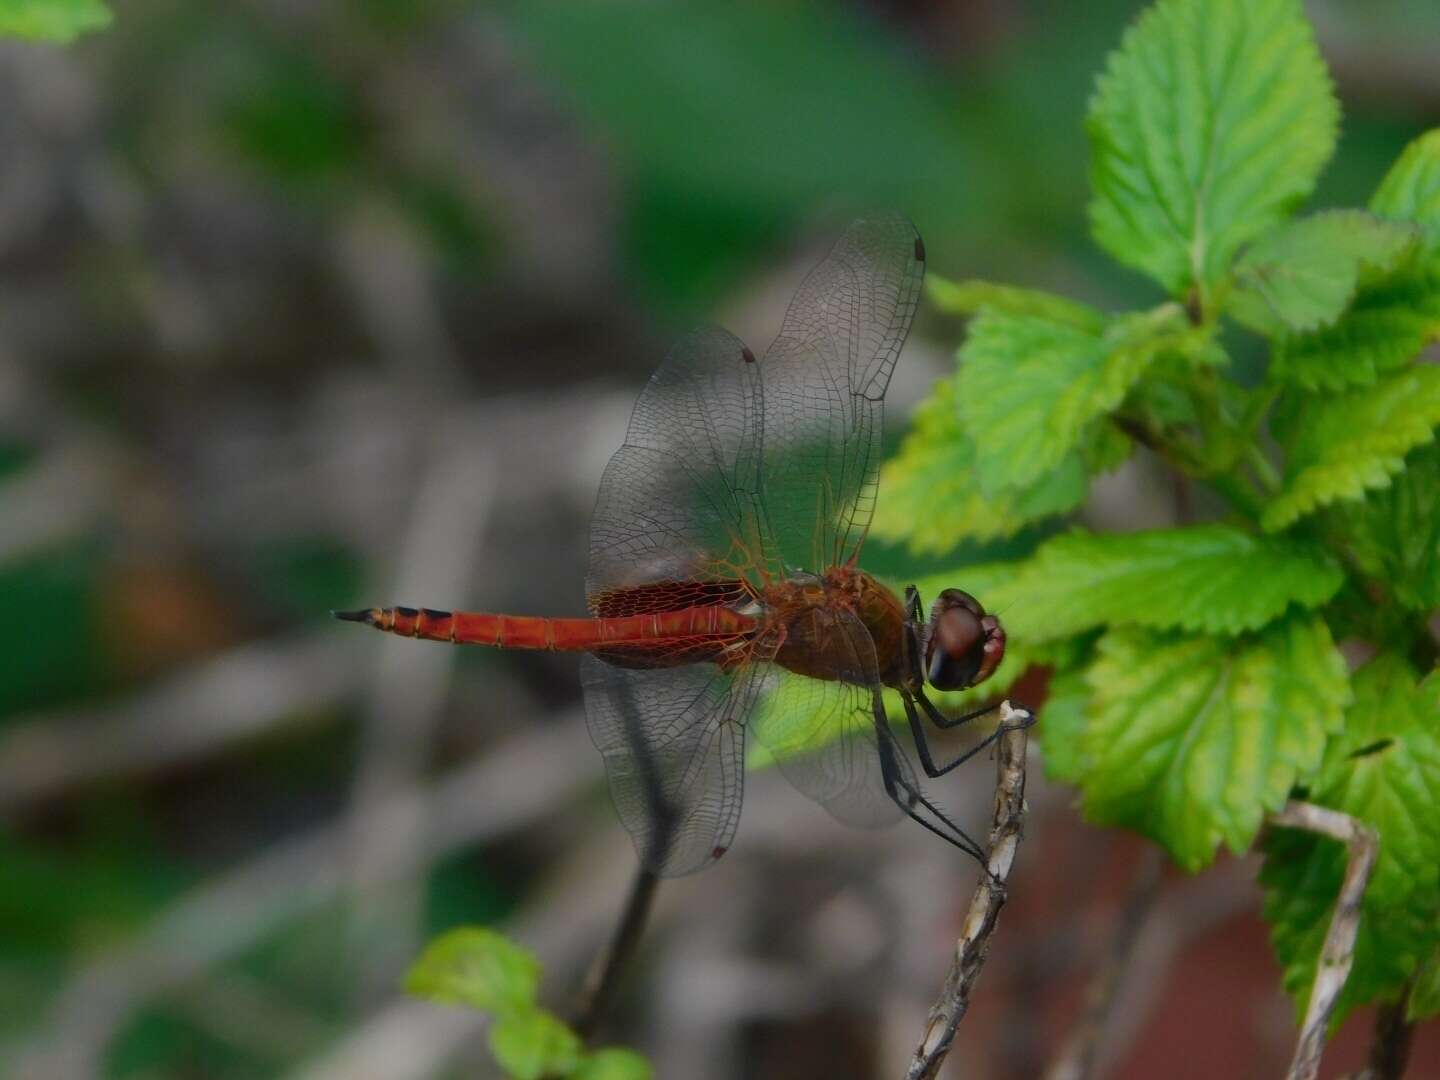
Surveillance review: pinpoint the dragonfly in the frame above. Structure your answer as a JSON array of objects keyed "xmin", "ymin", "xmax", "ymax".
[{"xmin": 336, "ymin": 214, "xmax": 1032, "ymax": 876}]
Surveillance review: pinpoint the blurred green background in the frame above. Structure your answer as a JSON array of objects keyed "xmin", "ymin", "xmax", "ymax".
[{"xmin": 2, "ymin": 2, "xmax": 1438, "ymax": 1078}]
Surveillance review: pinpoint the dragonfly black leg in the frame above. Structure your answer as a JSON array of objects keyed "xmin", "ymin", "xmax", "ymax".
[
  {"xmin": 870, "ymin": 689, "xmax": 987, "ymax": 867},
  {"xmin": 900, "ymin": 691, "xmax": 997, "ymax": 778}
]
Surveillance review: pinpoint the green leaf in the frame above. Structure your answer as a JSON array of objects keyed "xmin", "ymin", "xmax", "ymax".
[
  {"xmin": 1087, "ymin": 0, "xmax": 1338, "ymax": 300},
  {"xmin": 1230, "ymin": 211, "xmax": 1418, "ymax": 335},
  {"xmin": 1262, "ymin": 657, "xmax": 1440, "ymax": 1024},
  {"xmin": 404, "ymin": 927, "xmax": 540, "ymax": 1014},
  {"xmin": 1411, "ymin": 948, "xmax": 1440, "ymax": 1022},
  {"xmin": 1372, "ymin": 128, "xmax": 1440, "ymax": 251},
  {"xmin": 574, "ymin": 1048, "xmax": 654, "ymax": 1080},
  {"xmin": 1082, "ymin": 615, "xmax": 1348, "ymax": 870},
  {"xmin": 1330, "ymin": 441, "xmax": 1440, "ymax": 612},
  {"xmin": 984, "ymin": 525, "xmax": 1343, "ymax": 643},
  {"xmin": 872, "ymin": 378, "xmax": 1088, "ymax": 553},
  {"xmin": 1036, "ymin": 666, "xmax": 1092, "ymax": 785},
  {"xmin": 1263, "ymin": 365, "xmax": 1440, "ymax": 531},
  {"xmin": 489, "ymin": 1007, "xmax": 584, "ymax": 1080},
  {"xmin": 1267, "ymin": 254, "xmax": 1440, "ymax": 391},
  {"xmin": 926, "ymin": 276, "xmax": 1105, "ymax": 331},
  {"xmin": 957, "ymin": 306, "xmax": 1188, "ymax": 493},
  {"xmin": 0, "ymin": 0, "xmax": 110, "ymax": 41}
]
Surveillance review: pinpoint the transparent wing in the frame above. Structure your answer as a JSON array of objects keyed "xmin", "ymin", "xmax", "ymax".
[
  {"xmin": 757, "ymin": 213, "xmax": 924, "ymax": 575},
  {"xmin": 587, "ymin": 326, "xmax": 770, "ymax": 613},
  {"xmin": 750, "ymin": 608, "xmax": 914, "ymax": 829},
  {"xmin": 581, "ymin": 647, "xmax": 772, "ymax": 876}
]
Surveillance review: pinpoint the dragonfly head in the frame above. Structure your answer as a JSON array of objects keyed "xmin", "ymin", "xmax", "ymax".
[{"xmin": 924, "ymin": 589, "xmax": 1005, "ymax": 691}]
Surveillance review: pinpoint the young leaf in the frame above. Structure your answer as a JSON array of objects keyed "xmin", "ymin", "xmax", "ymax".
[
  {"xmin": 926, "ymin": 276, "xmax": 1105, "ymax": 331},
  {"xmin": 1330, "ymin": 441, "xmax": 1440, "ymax": 612},
  {"xmin": 574, "ymin": 1048, "xmax": 654, "ymax": 1080},
  {"xmin": 956, "ymin": 307, "xmax": 1186, "ymax": 493},
  {"xmin": 984, "ymin": 525, "xmax": 1343, "ymax": 642},
  {"xmin": 1087, "ymin": 0, "xmax": 1338, "ymax": 300},
  {"xmin": 1035, "ymin": 666, "xmax": 1092, "ymax": 785},
  {"xmin": 1262, "ymin": 657, "xmax": 1440, "ymax": 1024},
  {"xmin": 1230, "ymin": 211, "xmax": 1417, "ymax": 335},
  {"xmin": 0, "ymin": 0, "xmax": 110, "ymax": 42},
  {"xmin": 489, "ymin": 1007, "xmax": 585, "ymax": 1080},
  {"xmin": 1372, "ymin": 128, "xmax": 1440, "ymax": 250},
  {"xmin": 1263, "ymin": 364, "xmax": 1440, "ymax": 531},
  {"xmin": 404, "ymin": 927, "xmax": 541, "ymax": 1014},
  {"xmin": 1267, "ymin": 254, "xmax": 1440, "ymax": 390},
  {"xmin": 872, "ymin": 377, "xmax": 1088, "ymax": 553},
  {"xmin": 1082, "ymin": 615, "xmax": 1348, "ymax": 871}
]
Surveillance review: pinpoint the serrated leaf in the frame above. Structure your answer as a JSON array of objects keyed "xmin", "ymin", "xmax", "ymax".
[
  {"xmin": 1330, "ymin": 441, "xmax": 1440, "ymax": 612},
  {"xmin": 0, "ymin": 0, "xmax": 110, "ymax": 41},
  {"xmin": 1262, "ymin": 657, "xmax": 1440, "ymax": 1024},
  {"xmin": 1267, "ymin": 254, "xmax": 1440, "ymax": 391},
  {"xmin": 872, "ymin": 378, "xmax": 1088, "ymax": 554},
  {"xmin": 1087, "ymin": 0, "xmax": 1338, "ymax": 299},
  {"xmin": 1372, "ymin": 128, "xmax": 1440, "ymax": 252},
  {"xmin": 574, "ymin": 1048, "xmax": 653, "ymax": 1080},
  {"xmin": 1263, "ymin": 365, "xmax": 1440, "ymax": 531},
  {"xmin": 957, "ymin": 307, "xmax": 1187, "ymax": 493},
  {"xmin": 1231, "ymin": 211, "xmax": 1418, "ymax": 335},
  {"xmin": 404, "ymin": 927, "xmax": 540, "ymax": 1014},
  {"xmin": 926, "ymin": 276, "xmax": 1105, "ymax": 331},
  {"xmin": 1082, "ymin": 615, "xmax": 1348, "ymax": 870},
  {"xmin": 1036, "ymin": 666, "xmax": 1092, "ymax": 785},
  {"xmin": 984, "ymin": 525, "xmax": 1343, "ymax": 643},
  {"xmin": 489, "ymin": 1007, "xmax": 584, "ymax": 1080}
]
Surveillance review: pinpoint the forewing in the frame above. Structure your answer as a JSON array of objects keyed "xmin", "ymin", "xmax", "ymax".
[
  {"xmin": 758, "ymin": 213, "xmax": 924, "ymax": 574},
  {"xmin": 588, "ymin": 326, "xmax": 769, "ymax": 613},
  {"xmin": 750, "ymin": 609, "xmax": 910, "ymax": 828},
  {"xmin": 581, "ymin": 651, "xmax": 769, "ymax": 876}
]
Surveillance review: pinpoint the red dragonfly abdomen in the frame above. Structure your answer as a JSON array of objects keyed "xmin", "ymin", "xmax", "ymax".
[{"xmin": 334, "ymin": 604, "xmax": 759, "ymax": 654}]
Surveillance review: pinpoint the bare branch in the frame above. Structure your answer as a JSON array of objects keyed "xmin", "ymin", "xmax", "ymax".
[
  {"xmin": 1267, "ymin": 800, "xmax": 1379, "ymax": 1080},
  {"xmin": 906, "ymin": 702, "xmax": 1031, "ymax": 1080},
  {"xmin": 1367, "ymin": 995, "xmax": 1417, "ymax": 1080},
  {"xmin": 573, "ymin": 865, "xmax": 661, "ymax": 1041}
]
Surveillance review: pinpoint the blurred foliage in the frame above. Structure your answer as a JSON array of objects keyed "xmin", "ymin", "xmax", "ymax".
[{"xmin": 0, "ymin": 0, "xmax": 110, "ymax": 43}]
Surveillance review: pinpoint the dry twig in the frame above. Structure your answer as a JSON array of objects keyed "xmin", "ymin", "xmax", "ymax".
[
  {"xmin": 1267, "ymin": 800, "xmax": 1379, "ymax": 1080},
  {"xmin": 906, "ymin": 702, "xmax": 1031, "ymax": 1080}
]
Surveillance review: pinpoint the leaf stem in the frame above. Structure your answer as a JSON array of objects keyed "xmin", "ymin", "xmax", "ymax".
[{"xmin": 1244, "ymin": 441, "xmax": 1282, "ymax": 493}]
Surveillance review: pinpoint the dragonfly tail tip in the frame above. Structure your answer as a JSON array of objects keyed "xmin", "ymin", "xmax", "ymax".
[{"xmin": 332, "ymin": 608, "xmax": 375, "ymax": 624}]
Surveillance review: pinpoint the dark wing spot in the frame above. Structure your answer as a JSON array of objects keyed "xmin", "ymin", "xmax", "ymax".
[
  {"xmin": 914, "ymin": 235, "xmax": 926, "ymax": 262},
  {"xmin": 395, "ymin": 606, "xmax": 419, "ymax": 618},
  {"xmin": 711, "ymin": 845, "xmax": 728, "ymax": 859},
  {"xmin": 741, "ymin": 346, "xmax": 756, "ymax": 364}
]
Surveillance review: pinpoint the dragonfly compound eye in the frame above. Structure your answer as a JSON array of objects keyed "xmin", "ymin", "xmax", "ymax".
[{"xmin": 926, "ymin": 590, "xmax": 1005, "ymax": 690}]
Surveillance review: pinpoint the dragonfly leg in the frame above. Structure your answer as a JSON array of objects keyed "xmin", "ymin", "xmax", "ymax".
[
  {"xmin": 903, "ymin": 691, "xmax": 1009, "ymax": 779},
  {"xmin": 901, "ymin": 586, "xmax": 927, "ymax": 689},
  {"xmin": 871, "ymin": 690, "xmax": 988, "ymax": 867}
]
